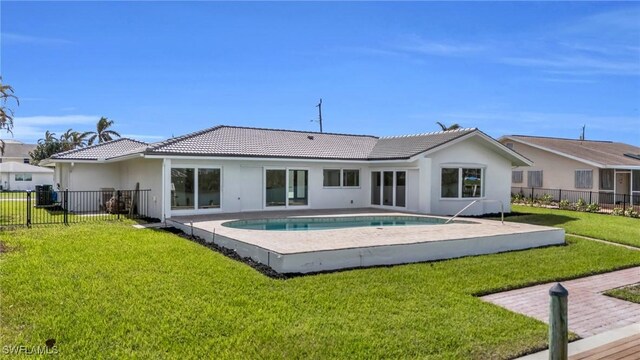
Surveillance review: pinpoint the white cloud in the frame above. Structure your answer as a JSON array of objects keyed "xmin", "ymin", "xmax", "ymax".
[
  {"xmin": 2, "ymin": 32, "xmax": 73, "ymax": 45},
  {"xmin": 6, "ymin": 115, "xmax": 99, "ymax": 143}
]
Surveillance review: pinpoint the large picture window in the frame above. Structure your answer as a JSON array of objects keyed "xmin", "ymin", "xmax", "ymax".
[
  {"xmin": 512, "ymin": 170, "xmax": 523, "ymax": 183},
  {"xmin": 575, "ymin": 170, "xmax": 593, "ymax": 189},
  {"xmin": 266, "ymin": 169, "xmax": 308, "ymax": 207},
  {"xmin": 198, "ymin": 169, "xmax": 221, "ymax": 209},
  {"xmin": 441, "ymin": 168, "xmax": 483, "ymax": 199},
  {"xmin": 323, "ymin": 169, "xmax": 360, "ymax": 187},
  {"xmin": 600, "ymin": 169, "xmax": 614, "ymax": 191},
  {"xmin": 323, "ymin": 169, "xmax": 341, "ymax": 187},
  {"xmin": 527, "ymin": 170, "xmax": 543, "ymax": 188},
  {"xmin": 441, "ymin": 169, "xmax": 459, "ymax": 198},
  {"xmin": 171, "ymin": 168, "xmax": 195, "ymax": 209},
  {"xmin": 15, "ymin": 173, "xmax": 32, "ymax": 181},
  {"xmin": 343, "ymin": 169, "xmax": 360, "ymax": 187}
]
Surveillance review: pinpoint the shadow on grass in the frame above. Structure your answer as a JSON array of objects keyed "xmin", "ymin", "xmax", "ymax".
[{"xmin": 505, "ymin": 213, "xmax": 578, "ymax": 227}]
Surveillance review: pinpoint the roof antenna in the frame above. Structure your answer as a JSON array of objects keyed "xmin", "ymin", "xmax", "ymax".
[
  {"xmin": 312, "ymin": 98, "xmax": 323, "ymax": 133},
  {"xmin": 579, "ymin": 125, "xmax": 585, "ymax": 141}
]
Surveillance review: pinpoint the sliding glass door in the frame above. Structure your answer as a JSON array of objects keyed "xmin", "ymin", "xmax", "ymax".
[
  {"xmin": 288, "ymin": 170, "xmax": 308, "ymax": 206},
  {"xmin": 266, "ymin": 169, "xmax": 308, "ymax": 207},
  {"xmin": 371, "ymin": 170, "xmax": 406, "ymax": 208},
  {"xmin": 266, "ymin": 170, "xmax": 286, "ymax": 207}
]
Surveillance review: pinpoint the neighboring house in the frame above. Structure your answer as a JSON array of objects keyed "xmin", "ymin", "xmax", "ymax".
[
  {"xmin": 0, "ymin": 162, "xmax": 54, "ymax": 191},
  {"xmin": 0, "ymin": 140, "xmax": 36, "ymax": 164},
  {"xmin": 43, "ymin": 125, "xmax": 530, "ymax": 220},
  {"xmin": 499, "ymin": 135, "xmax": 640, "ymax": 205}
]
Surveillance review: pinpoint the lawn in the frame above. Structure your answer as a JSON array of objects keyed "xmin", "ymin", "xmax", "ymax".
[
  {"xmin": 605, "ymin": 284, "xmax": 640, "ymax": 304},
  {"xmin": 1, "ymin": 223, "xmax": 639, "ymax": 359},
  {"xmin": 506, "ymin": 205, "xmax": 640, "ymax": 248}
]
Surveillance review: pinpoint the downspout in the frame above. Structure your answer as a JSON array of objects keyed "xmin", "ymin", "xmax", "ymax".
[{"xmin": 161, "ymin": 158, "xmax": 167, "ymax": 222}]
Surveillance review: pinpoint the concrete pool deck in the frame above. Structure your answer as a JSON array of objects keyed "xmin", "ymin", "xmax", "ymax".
[{"xmin": 166, "ymin": 208, "xmax": 565, "ymax": 274}]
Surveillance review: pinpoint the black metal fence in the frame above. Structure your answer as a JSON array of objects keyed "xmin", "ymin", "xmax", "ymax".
[
  {"xmin": 0, "ymin": 189, "xmax": 151, "ymax": 227},
  {"xmin": 511, "ymin": 186, "xmax": 640, "ymax": 213}
]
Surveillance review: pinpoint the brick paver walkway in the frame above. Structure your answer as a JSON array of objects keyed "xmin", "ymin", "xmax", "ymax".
[{"xmin": 482, "ymin": 267, "xmax": 640, "ymax": 337}]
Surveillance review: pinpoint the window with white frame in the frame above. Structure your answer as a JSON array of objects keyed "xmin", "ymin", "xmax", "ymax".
[
  {"xmin": 527, "ymin": 170, "xmax": 543, "ymax": 188},
  {"xmin": 323, "ymin": 169, "xmax": 341, "ymax": 187},
  {"xmin": 14, "ymin": 173, "xmax": 32, "ymax": 181},
  {"xmin": 323, "ymin": 169, "xmax": 360, "ymax": 188},
  {"xmin": 574, "ymin": 170, "xmax": 593, "ymax": 189},
  {"xmin": 512, "ymin": 170, "xmax": 523, "ymax": 183},
  {"xmin": 343, "ymin": 169, "xmax": 360, "ymax": 187},
  {"xmin": 171, "ymin": 167, "xmax": 221, "ymax": 210},
  {"xmin": 441, "ymin": 167, "xmax": 484, "ymax": 199}
]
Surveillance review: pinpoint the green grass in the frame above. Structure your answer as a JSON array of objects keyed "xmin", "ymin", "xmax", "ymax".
[
  {"xmin": 1, "ymin": 223, "xmax": 639, "ymax": 359},
  {"xmin": 604, "ymin": 284, "xmax": 640, "ymax": 304},
  {"xmin": 506, "ymin": 205, "xmax": 640, "ymax": 248}
]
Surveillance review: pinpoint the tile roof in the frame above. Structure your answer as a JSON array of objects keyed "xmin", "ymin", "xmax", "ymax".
[
  {"xmin": 147, "ymin": 126, "xmax": 379, "ymax": 160},
  {"xmin": 0, "ymin": 140, "xmax": 36, "ymax": 158},
  {"xmin": 368, "ymin": 128, "xmax": 476, "ymax": 159},
  {"xmin": 48, "ymin": 125, "xmax": 483, "ymax": 162},
  {"xmin": 504, "ymin": 135, "xmax": 640, "ymax": 167},
  {"xmin": 50, "ymin": 138, "xmax": 148, "ymax": 160}
]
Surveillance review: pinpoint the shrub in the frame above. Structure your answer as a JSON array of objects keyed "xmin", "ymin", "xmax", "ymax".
[
  {"xmin": 624, "ymin": 208, "xmax": 639, "ymax": 218},
  {"xmin": 539, "ymin": 194, "xmax": 553, "ymax": 206},
  {"xmin": 586, "ymin": 203, "xmax": 600, "ymax": 213},
  {"xmin": 575, "ymin": 198, "xmax": 588, "ymax": 212},
  {"xmin": 511, "ymin": 193, "xmax": 524, "ymax": 204},
  {"xmin": 558, "ymin": 199, "xmax": 572, "ymax": 210},
  {"xmin": 612, "ymin": 208, "xmax": 625, "ymax": 216}
]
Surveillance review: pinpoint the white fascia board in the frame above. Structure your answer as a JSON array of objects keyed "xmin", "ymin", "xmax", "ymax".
[
  {"xmin": 504, "ymin": 136, "xmax": 604, "ymax": 168},
  {"xmin": 142, "ymin": 154, "xmax": 414, "ymax": 164}
]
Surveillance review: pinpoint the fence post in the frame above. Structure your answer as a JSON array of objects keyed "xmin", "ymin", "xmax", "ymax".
[
  {"xmin": 622, "ymin": 194, "xmax": 627, "ymax": 212},
  {"xmin": 531, "ymin": 187, "xmax": 535, "ymax": 203},
  {"xmin": 116, "ymin": 190, "xmax": 121, "ymax": 220},
  {"xmin": 558, "ymin": 189, "xmax": 562, "ymax": 202},
  {"xmin": 63, "ymin": 189, "xmax": 69, "ymax": 225},
  {"xmin": 26, "ymin": 190, "xmax": 32, "ymax": 227},
  {"xmin": 589, "ymin": 191, "xmax": 592, "ymax": 204},
  {"xmin": 549, "ymin": 283, "xmax": 569, "ymax": 360}
]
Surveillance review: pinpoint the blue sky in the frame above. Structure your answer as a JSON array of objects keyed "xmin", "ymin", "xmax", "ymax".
[{"xmin": 1, "ymin": 2, "xmax": 639, "ymax": 145}]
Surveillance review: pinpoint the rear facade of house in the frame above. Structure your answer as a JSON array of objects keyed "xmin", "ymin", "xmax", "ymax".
[{"xmin": 46, "ymin": 125, "xmax": 530, "ymax": 220}]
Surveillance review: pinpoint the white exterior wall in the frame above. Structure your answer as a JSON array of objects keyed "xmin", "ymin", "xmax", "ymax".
[
  {"xmin": 165, "ymin": 158, "xmax": 373, "ymax": 219},
  {"xmin": 1, "ymin": 172, "xmax": 54, "ymax": 191},
  {"xmin": 428, "ymin": 137, "xmax": 513, "ymax": 216},
  {"xmin": 118, "ymin": 158, "xmax": 163, "ymax": 219}
]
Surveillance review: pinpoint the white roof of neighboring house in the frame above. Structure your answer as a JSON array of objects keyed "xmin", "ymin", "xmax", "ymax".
[
  {"xmin": 501, "ymin": 135, "xmax": 640, "ymax": 169},
  {"xmin": 46, "ymin": 125, "xmax": 530, "ymax": 165},
  {"xmin": 0, "ymin": 162, "xmax": 54, "ymax": 173}
]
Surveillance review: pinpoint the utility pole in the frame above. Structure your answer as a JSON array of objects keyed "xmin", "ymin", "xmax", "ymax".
[
  {"xmin": 316, "ymin": 98, "xmax": 323, "ymax": 133},
  {"xmin": 580, "ymin": 125, "xmax": 585, "ymax": 140}
]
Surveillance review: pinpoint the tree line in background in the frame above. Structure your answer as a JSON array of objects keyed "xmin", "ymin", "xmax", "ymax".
[{"xmin": 30, "ymin": 117, "xmax": 121, "ymax": 164}]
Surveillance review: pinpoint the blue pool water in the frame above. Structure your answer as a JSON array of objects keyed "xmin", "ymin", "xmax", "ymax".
[{"xmin": 222, "ymin": 216, "xmax": 461, "ymax": 231}]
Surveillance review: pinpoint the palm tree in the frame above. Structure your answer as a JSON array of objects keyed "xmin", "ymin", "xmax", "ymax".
[
  {"xmin": 0, "ymin": 77, "xmax": 19, "ymax": 155},
  {"xmin": 436, "ymin": 122, "xmax": 461, "ymax": 131},
  {"xmin": 60, "ymin": 129, "xmax": 88, "ymax": 151},
  {"xmin": 86, "ymin": 117, "xmax": 121, "ymax": 145},
  {"xmin": 39, "ymin": 130, "xmax": 57, "ymax": 144}
]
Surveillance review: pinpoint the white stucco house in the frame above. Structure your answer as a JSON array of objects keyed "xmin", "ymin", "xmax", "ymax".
[
  {"xmin": 0, "ymin": 162, "xmax": 54, "ymax": 191},
  {"xmin": 43, "ymin": 125, "xmax": 530, "ymax": 220}
]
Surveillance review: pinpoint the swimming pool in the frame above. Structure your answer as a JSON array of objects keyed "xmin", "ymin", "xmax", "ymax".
[{"xmin": 222, "ymin": 215, "xmax": 464, "ymax": 231}]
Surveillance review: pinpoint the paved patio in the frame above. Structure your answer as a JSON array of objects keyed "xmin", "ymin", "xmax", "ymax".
[
  {"xmin": 167, "ymin": 208, "xmax": 564, "ymax": 273},
  {"xmin": 482, "ymin": 267, "xmax": 640, "ymax": 338}
]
